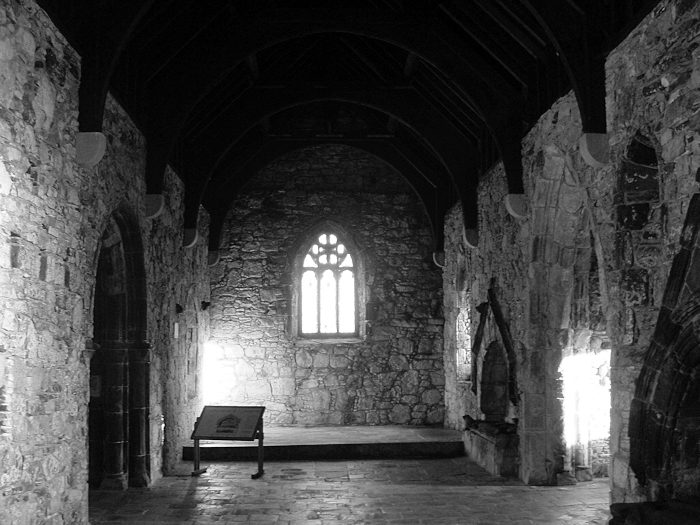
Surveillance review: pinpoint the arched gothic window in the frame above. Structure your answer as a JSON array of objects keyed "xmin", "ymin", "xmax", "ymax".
[{"xmin": 299, "ymin": 232, "xmax": 357, "ymax": 337}]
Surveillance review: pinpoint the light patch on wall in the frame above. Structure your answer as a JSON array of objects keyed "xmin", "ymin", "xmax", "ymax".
[
  {"xmin": 560, "ymin": 351, "xmax": 611, "ymax": 456},
  {"xmin": 202, "ymin": 340, "xmax": 227, "ymax": 406},
  {"xmin": 455, "ymin": 299, "xmax": 471, "ymax": 381}
]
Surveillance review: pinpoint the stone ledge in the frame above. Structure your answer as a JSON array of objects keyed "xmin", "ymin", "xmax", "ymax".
[
  {"xmin": 293, "ymin": 337, "xmax": 365, "ymax": 346},
  {"xmin": 463, "ymin": 422, "xmax": 519, "ymax": 478}
]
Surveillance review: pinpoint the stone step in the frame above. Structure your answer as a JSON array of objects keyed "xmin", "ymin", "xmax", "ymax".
[{"xmin": 182, "ymin": 425, "xmax": 465, "ymax": 461}]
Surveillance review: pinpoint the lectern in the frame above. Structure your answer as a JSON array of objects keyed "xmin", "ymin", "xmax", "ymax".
[{"xmin": 190, "ymin": 405, "xmax": 265, "ymax": 479}]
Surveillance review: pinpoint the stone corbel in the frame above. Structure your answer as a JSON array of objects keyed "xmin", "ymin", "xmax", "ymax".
[
  {"xmin": 208, "ymin": 251, "xmax": 220, "ymax": 266},
  {"xmin": 76, "ymin": 132, "xmax": 107, "ymax": 167},
  {"xmin": 145, "ymin": 194, "xmax": 165, "ymax": 219},
  {"xmin": 504, "ymin": 194, "xmax": 528, "ymax": 220},
  {"xmin": 463, "ymin": 228, "xmax": 479, "ymax": 249},
  {"xmin": 183, "ymin": 228, "xmax": 199, "ymax": 248},
  {"xmin": 580, "ymin": 133, "xmax": 611, "ymax": 168}
]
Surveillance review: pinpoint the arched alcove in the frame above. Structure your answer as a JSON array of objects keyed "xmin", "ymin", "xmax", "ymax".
[
  {"xmin": 89, "ymin": 208, "xmax": 150, "ymax": 490},
  {"xmin": 480, "ymin": 341, "xmax": 509, "ymax": 422}
]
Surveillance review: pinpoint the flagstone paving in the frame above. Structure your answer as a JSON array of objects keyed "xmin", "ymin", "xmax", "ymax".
[{"xmin": 89, "ymin": 457, "xmax": 610, "ymax": 524}]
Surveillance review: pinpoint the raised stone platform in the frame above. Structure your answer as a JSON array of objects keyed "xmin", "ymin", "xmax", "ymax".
[{"xmin": 182, "ymin": 425, "xmax": 464, "ymax": 461}]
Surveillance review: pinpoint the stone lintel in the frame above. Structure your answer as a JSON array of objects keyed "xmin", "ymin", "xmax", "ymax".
[
  {"xmin": 504, "ymin": 193, "xmax": 529, "ymax": 219},
  {"xmin": 76, "ymin": 131, "xmax": 107, "ymax": 167},
  {"xmin": 183, "ymin": 228, "xmax": 199, "ymax": 248},
  {"xmin": 145, "ymin": 194, "xmax": 165, "ymax": 219},
  {"xmin": 580, "ymin": 133, "xmax": 611, "ymax": 168},
  {"xmin": 208, "ymin": 250, "xmax": 220, "ymax": 266},
  {"xmin": 463, "ymin": 228, "xmax": 479, "ymax": 249}
]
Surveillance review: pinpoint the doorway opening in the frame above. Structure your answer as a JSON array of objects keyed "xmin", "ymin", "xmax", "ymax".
[{"xmin": 89, "ymin": 210, "xmax": 150, "ymax": 490}]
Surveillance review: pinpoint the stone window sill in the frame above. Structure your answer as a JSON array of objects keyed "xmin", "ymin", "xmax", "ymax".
[{"xmin": 294, "ymin": 337, "xmax": 364, "ymax": 345}]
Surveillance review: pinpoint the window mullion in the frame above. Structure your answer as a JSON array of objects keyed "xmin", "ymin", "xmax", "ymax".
[
  {"xmin": 300, "ymin": 232, "xmax": 356, "ymax": 337},
  {"xmin": 316, "ymin": 269, "xmax": 321, "ymax": 335},
  {"xmin": 335, "ymin": 269, "xmax": 340, "ymax": 333}
]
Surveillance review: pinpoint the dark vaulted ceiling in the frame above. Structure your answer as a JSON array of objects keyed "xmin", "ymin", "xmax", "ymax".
[{"xmin": 37, "ymin": 0, "xmax": 661, "ymax": 253}]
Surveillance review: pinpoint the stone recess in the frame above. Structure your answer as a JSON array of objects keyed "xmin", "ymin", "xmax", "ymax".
[
  {"xmin": 209, "ymin": 145, "xmax": 445, "ymax": 427},
  {"xmin": 0, "ymin": 2, "xmax": 210, "ymax": 523}
]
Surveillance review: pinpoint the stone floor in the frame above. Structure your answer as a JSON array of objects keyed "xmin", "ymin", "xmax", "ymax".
[{"xmin": 89, "ymin": 457, "xmax": 611, "ymax": 524}]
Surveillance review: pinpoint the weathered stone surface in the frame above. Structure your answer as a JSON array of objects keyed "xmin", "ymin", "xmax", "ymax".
[
  {"xmin": 0, "ymin": 2, "xmax": 211, "ymax": 522},
  {"xmin": 208, "ymin": 145, "xmax": 444, "ymax": 427}
]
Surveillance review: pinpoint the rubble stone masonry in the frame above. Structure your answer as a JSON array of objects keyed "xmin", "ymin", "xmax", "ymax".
[
  {"xmin": 442, "ymin": 0, "xmax": 700, "ymax": 497},
  {"xmin": 0, "ymin": 1, "xmax": 210, "ymax": 523},
  {"xmin": 209, "ymin": 145, "xmax": 445, "ymax": 427}
]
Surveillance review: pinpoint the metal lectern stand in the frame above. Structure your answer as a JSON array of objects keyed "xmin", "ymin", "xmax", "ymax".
[
  {"xmin": 191, "ymin": 418, "xmax": 207, "ymax": 476},
  {"xmin": 190, "ymin": 406, "xmax": 266, "ymax": 479},
  {"xmin": 251, "ymin": 419, "xmax": 264, "ymax": 479}
]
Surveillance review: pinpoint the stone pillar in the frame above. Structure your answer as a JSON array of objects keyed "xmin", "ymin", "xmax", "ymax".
[
  {"xmin": 101, "ymin": 345, "xmax": 129, "ymax": 490},
  {"xmin": 128, "ymin": 342, "xmax": 151, "ymax": 488}
]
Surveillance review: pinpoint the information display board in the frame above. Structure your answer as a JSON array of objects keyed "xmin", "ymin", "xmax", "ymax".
[{"xmin": 191, "ymin": 406, "xmax": 265, "ymax": 441}]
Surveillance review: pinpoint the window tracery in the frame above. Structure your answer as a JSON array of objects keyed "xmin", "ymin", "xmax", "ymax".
[{"xmin": 299, "ymin": 232, "xmax": 357, "ymax": 336}]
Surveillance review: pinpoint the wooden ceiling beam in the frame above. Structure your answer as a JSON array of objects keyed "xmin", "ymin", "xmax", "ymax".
[
  {"xmin": 205, "ymin": 136, "xmax": 453, "ymax": 252},
  {"xmin": 41, "ymin": 0, "xmax": 157, "ymax": 132},
  {"xmin": 403, "ymin": 52, "xmax": 418, "ymax": 79},
  {"xmin": 138, "ymin": 2, "xmax": 230, "ymax": 85},
  {"xmin": 410, "ymin": 75, "xmax": 485, "ymax": 140},
  {"xmin": 141, "ymin": 8, "xmax": 521, "ymax": 195},
  {"xmin": 263, "ymin": 38, "xmax": 327, "ymax": 80},
  {"xmin": 521, "ymin": 0, "xmax": 607, "ymax": 133},
  {"xmin": 439, "ymin": 3, "xmax": 532, "ymax": 87},
  {"xmin": 471, "ymin": 0, "xmax": 547, "ymax": 61},
  {"xmin": 182, "ymin": 86, "xmax": 480, "ymax": 236},
  {"xmin": 491, "ymin": 0, "xmax": 547, "ymax": 48},
  {"xmin": 338, "ymin": 36, "xmax": 392, "ymax": 83}
]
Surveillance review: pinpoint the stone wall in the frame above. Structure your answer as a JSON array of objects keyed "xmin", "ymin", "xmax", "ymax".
[
  {"xmin": 443, "ymin": 166, "xmax": 534, "ymax": 480},
  {"xmin": 441, "ymin": 0, "xmax": 700, "ymax": 495},
  {"xmin": 603, "ymin": 0, "xmax": 700, "ymax": 504},
  {"xmin": 209, "ymin": 145, "xmax": 444, "ymax": 427},
  {"xmin": 443, "ymin": 93, "xmax": 615, "ymax": 486},
  {"xmin": 0, "ymin": 1, "xmax": 210, "ymax": 522}
]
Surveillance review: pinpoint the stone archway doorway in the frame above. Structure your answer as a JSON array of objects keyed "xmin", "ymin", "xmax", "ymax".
[{"xmin": 89, "ymin": 210, "xmax": 150, "ymax": 490}]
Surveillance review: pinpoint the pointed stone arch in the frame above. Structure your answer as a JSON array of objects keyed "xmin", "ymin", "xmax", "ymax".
[
  {"xmin": 89, "ymin": 205, "xmax": 150, "ymax": 490},
  {"xmin": 629, "ymin": 193, "xmax": 700, "ymax": 503},
  {"xmin": 286, "ymin": 219, "xmax": 367, "ymax": 340}
]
